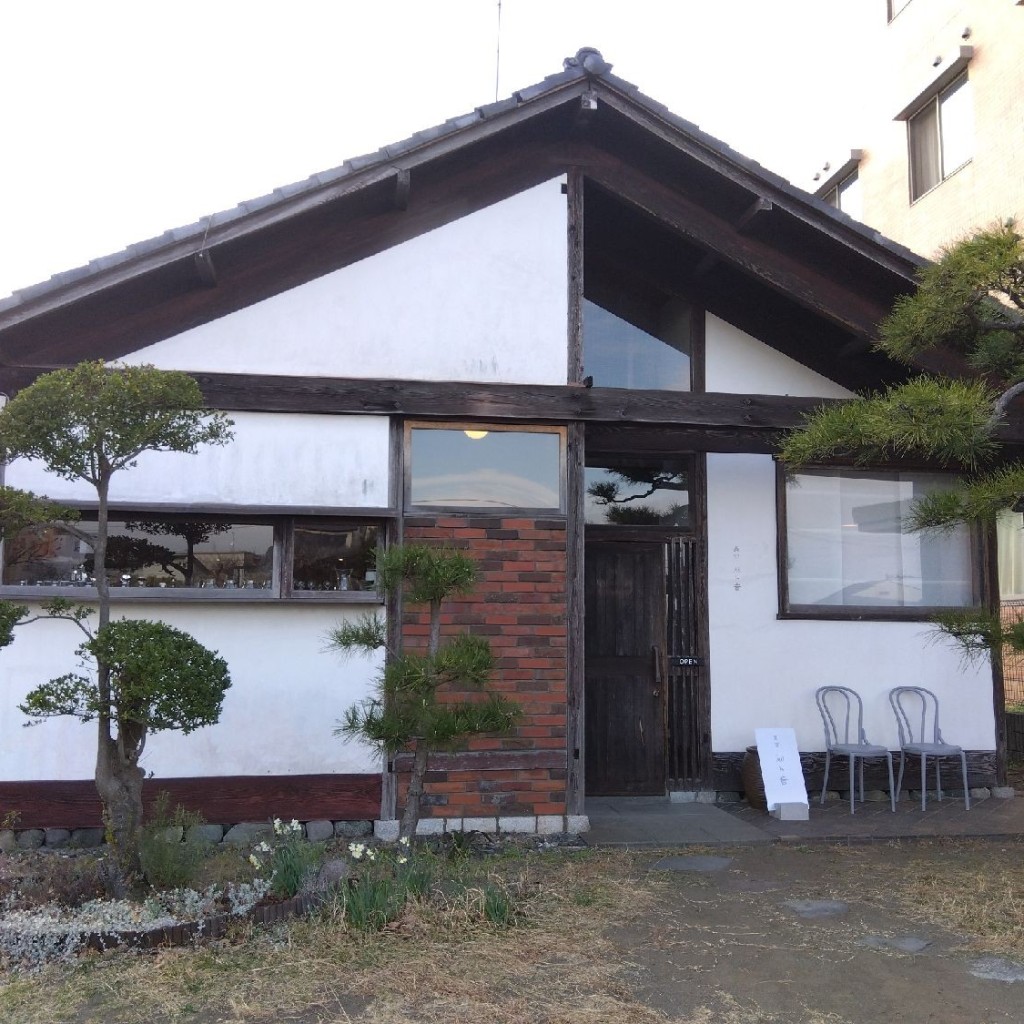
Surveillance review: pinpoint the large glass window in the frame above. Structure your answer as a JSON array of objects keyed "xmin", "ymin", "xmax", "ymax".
[
  {"xmin": 0, "ymin": 514, "xmax": 383, "ymax": 600},
  {"xmin": 408, "ymin": 426, "xmax": 564, "ymax": 511},
  {"xmin": 782, "ymin": 468, "xmax": 976, "ymax": 614},
  {"xmin": 908, "ymin": 74, "xmax": 973, "ymax": 201},
  {"xmin": 585, "ymin": 461, "xmax": 691, "ymax": 527},
  {"xmin": 583, "ymin": 299, "xmax": 691, "ymax": 391}
]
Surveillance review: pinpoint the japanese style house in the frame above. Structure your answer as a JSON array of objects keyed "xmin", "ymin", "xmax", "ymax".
[{"xmin": 0, "ymin": 49, "xmax": 1009, "ymax": 834}]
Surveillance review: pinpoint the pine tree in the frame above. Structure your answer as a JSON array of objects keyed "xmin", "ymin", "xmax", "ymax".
[{"xmin": 329, "ymin": 544, "xmax": 522, "ymax": 837}]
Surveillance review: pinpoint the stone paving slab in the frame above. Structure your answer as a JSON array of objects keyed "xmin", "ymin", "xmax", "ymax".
[
  {"xmin": 585, "ymin": 789, "xmax": 1023, "ymax": 847},
  {"xmin": 585, "ymin": 797, "xmax": 771, "ymax": 846},
  {"xmin": 721, "ymin": 788, "xmax": 1024, "ymax": 843}
]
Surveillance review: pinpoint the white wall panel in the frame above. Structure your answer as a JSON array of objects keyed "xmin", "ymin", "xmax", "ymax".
[
  {"xmin": 706, "ymin": 453, "xmax": 994, "ymax": 752},
  {"xmin": 705, "ymin": 314, "xmax": 854, "ymax": 398},
  {"xmin": 4, "ymin": 412, "xmax": 389, "ymax": 508},
  {"xmin": 0, "ymin": 603, "xmax": 381, "ymax": 780},
  {"xmin": 122, "ymin": 180, "xmax": 569, "ymax": 385}
]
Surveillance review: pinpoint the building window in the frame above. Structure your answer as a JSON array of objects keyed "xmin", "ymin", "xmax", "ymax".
[
  {"xmin": 583, "ymin": 298, "xmax": 691, "ymax": 391},
  {"xmin": 908, "ymin": 73, "xmax": 973, "ymax": 201},
  {"xmin": 998, "ymin": 510, "xmax": 1024, "ymax": 599},
  {"xmin": 887, "ymin": 0, "xmax": 913, "ymax": 21},
  {"xmin": 585, "ymin": 459, "xmax": 692, "ymax": 527},
  {"xmin": 780, "ymin": 467, "xmax": 977, "ymax": 617},
  {"xmin": 0, "ymin": 514, "xmax": 383, "ymax": 600},
  {"xmin": 822, "ymin": 171, "xmax": 863, "ymax": 222},
  {"xmin": 407, "ymin": 424, "xmax": 565, "ymax": 511}
]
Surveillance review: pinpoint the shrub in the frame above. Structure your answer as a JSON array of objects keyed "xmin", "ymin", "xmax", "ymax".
[{"xmin": 139, "ymin": 793, "xmax": 207, "ymax": 889}]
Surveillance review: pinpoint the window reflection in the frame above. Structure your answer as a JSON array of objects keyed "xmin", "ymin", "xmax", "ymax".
[
  {"xmin": 785, "ymin": 469, "xmax": 974, "ymax": 609},
  {"xmin": 585, "ymin": 464, "xmax": 690, "ymax": 526},
  {"xmin": 583, "ymin": 299, "xmax": 690, "ymax": 391},
  {"xmin": 2, "ymin": 519, "xmax": 275, "ymax": 590},
  {"xmin": 410, "ymin": 428, "xmax": 563, "ymax": 509},
  {"xmin": 292, "ymin": 522, "xmax": 380, "ymax": 592}
]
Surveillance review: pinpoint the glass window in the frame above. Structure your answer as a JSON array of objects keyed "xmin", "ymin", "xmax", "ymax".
[
  {"xmin": 887, "ymin": 0, "xmax": 913, "ymax": 21},
  {"xmin": 0, "ymin": 514, "xmax": 384, "ymax": 600},
  {"xmin": 998, "ymin": 510, "xmax": 1024, "ymax": 599},
  {"xmin": 292, "ymin": 521, "xmax": 381, "ymax": 593},
  {"xmin": 908, "ymin": 74, "xmax": 973, "ymax": 201},
  {"xmin": 408, "ymin": 426, "xmax": 563, "ymax": 510},
  {"xmin": 585, "ymin": 462, "xmax": 690, "ymax": 527},
  {"xmin": 782, "ymin": 468, "xmax": 976, "ymax": 614},
  {"xmin": 583, "ymin": 299, "xmax": 690, "ymax": 391}
]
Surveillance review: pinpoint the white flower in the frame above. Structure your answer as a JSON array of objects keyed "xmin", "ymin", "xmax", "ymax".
[
  {"xmin": 398, "ymin": 836, "xmax": 411, "ymax": 847},
  {"xmin": 348, "ymin": 842, "xmax": 365, "ymax": 860},
  {"xmin": 396, "ymin": 854, "xmax": 408, "ymax": 865},
  {"xmin": 365, "ymin": 849, "xmax": 376, "ymax": 862},
  {"xmin": 248, "ymin": 854, "xmax": 261, "ymax": 868},
  {"xmin": 256, "ymin": 841, "xmax": 271, "ymax": 854},
  {"xmin": 290, "ymin": 818, "xmax": 301, "ymax": 832}
]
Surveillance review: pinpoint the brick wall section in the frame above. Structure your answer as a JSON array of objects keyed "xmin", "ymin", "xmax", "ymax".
[{"xmin": 398, "ymin": 515, "xmax": 568, "ymax": 818}]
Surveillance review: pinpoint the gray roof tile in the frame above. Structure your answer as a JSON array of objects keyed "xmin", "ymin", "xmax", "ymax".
[{"xmin": 0, "ymin": 49, "xmax": 924, "ymax": 315}]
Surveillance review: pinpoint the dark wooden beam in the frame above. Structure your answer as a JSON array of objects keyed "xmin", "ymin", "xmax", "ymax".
[
  {"xmin": 690, "ymin": 251, "xmax": 718, "ymax": 282},
  {"xmin": 584, "ymin": 159, "xmax": 894, "ymax": 340},
  {"xmin": 5, "ymin": 364, "xmax": 1024, "ymax": 446}
]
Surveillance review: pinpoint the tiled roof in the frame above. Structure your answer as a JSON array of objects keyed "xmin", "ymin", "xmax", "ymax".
[{"xmin": 0, "ymin": 49, "xmax": 923, "ymax": 318}]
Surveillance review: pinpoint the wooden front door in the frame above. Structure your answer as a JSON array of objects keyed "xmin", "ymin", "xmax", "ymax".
[{"xmin": 584, "ymin": 540, "xmax": 667, "ymax": 795}]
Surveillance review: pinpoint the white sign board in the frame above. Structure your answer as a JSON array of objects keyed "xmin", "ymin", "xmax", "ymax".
[{"xmin": 755, "ymin": 727, "xmax": 809, "ymax": 820}]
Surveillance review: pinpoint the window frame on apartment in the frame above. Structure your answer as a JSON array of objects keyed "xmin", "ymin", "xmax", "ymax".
[
  {"xmin": 906, "ymin": 71, "xmax": 973, "ymax": 201},
  {"xmin": 776, "ymin": 464, "xmax": 982, "ymax": 621},
  {"xmin": 0, "ymin": 505, "xmax": 391, "ymax": 603},
  {"xmin": 886, "ymin": 0, "xmax": 913, "ymax": 22}
]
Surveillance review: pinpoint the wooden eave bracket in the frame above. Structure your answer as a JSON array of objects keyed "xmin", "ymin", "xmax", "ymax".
[
  {"xmin": 572, "ymin": 91, "xmax": 599, "ymax": 130},
  {"xmin": 734, "ymin": 197, "xmax": 773, "ymax": 233},
  {"xmin": 393, "ymin": 168, "xmax": 411, "ymax": 210},
  {"xmin": 192, "ymin": 250, "xmax": 218, "ymax": 288}
]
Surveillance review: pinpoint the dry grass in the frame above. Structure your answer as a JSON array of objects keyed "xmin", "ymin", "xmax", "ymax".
[
  {"xmin": 829, "ymin": 839, "xmax": 1024, "ymax": 957},
  {"xmin": 0, "ymin": 850, "xmax": 670, "ymax": 1024}
]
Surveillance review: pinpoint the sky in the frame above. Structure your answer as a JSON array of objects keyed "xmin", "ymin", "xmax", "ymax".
[{"xmin": 0, "ymin": 1, "xmax": 882, "ymax": 301}]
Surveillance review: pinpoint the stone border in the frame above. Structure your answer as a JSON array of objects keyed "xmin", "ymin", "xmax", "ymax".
[
  {"xmin": 375, "ymin": 814, "xmax": 591, "ymax": 840},
  {"xmin": 83, "ymin": 890, "xmax": 326, "ymax": 953},
  {"xmin": 0, "ymin": 819, "xmax": 374, "ymax": 853}
]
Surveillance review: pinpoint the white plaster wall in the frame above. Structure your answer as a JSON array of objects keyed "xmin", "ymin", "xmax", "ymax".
[
  {"xmin": 704, "ymin": 314, "xmax": 854, "ymax": 398},
  {"xmin": 4, "ymin": 412, "xmax": 389, "ymax": 508},
  {"xmin": 122, "ymin": 179, "xmax": 569, "ymax": 385},
  {"xmin": 0, "ymin": 602, "xmax": 382, "ymax": 780},
  {"xmin": 706, "ymin": 453, "xmax": 994, "ymax": 753}
]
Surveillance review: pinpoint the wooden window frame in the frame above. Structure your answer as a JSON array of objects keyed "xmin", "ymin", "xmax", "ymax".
[{"xmin": 775, "ymin": 463, "xmax": 983, "ymax": 621}]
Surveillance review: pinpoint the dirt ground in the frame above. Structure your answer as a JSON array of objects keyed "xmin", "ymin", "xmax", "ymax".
[{"xmin": 608, "ymin": 843, "xmax": 1024, "ymax": 1024}]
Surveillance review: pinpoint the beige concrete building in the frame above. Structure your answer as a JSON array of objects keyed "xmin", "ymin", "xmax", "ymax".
[{"xmin": 812, "ymin": 0, "xmax": 1024, "ymax": 257}]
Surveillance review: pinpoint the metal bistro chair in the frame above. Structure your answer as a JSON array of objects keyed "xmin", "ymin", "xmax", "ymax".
[
  {"xmin": 889, "ymin": 686, "xmax": 970, "ymax": 812},
  {"xmin": 815, "ymin": 686, "xmax": 896, "ymax": 814}
]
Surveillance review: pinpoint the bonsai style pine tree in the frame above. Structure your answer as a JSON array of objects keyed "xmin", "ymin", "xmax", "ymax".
[
  {"xmin": 0, "ymin": 361, "xmax": 234, "ymax": 882},
  {"xmin": 329, "ymin": 544, "xmax": 522, "ymax": 838},
  {"xmin": 779, "ymin": 220, "xmax": 1024, "ymax": 655}
]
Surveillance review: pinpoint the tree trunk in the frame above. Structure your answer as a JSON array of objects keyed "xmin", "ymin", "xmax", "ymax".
[
  {"xmin": 95, "ymin": 733, "xmax": 144, "ymax": 885},
  {"xmin": 400, "ymin": 742, "xmax": 430, "ymax": 838},
  {"xmin": 92, "ymin": 469, "xmax": 145, "ymax": 885}
]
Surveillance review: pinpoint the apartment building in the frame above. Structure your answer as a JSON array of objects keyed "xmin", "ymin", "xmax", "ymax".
[{"xmin": 813, "ymin": 0, "xmax": 1024, "ymax": 257}]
